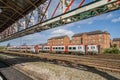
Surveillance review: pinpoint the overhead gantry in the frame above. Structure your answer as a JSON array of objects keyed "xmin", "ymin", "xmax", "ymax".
[{"xmin": 0, "ymin": 0, "xmax": 120, "ymax": 42}]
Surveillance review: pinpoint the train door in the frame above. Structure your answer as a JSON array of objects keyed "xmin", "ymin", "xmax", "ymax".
[
  {"xmin": 65, "ymin": 45, "xmax": 68, "ymax": 53},
  {"xmin": 50, "ymin": 45, "xmax": 52, "ymax": 53},
  {"xmin": 85, "ymin": 45, "xmax": 88, "ymax": 55},
  {"xmin": 34, "ymin": 45, "xmax": 39, "ymax": 54},
  {"xmin": 26, "ymin": 46, "xmax": 28, "ymax": 53}
]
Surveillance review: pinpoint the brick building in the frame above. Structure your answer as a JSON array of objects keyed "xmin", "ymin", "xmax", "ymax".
[
  {"xmin": 47, "ymin": 35, "xmax": 70, "ymax": 46},
  {"xmin": 112, "ymin": 38, "xmax": 120, "ymax": 48},
  {"xmin": 71, "ymin": 30, "xmax": 110, "ymax": 49}
]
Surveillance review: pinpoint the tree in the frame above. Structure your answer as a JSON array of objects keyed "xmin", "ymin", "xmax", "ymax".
[{"xmin": 7, "ymin": 43, "xmax": 11, "ymax": 47}]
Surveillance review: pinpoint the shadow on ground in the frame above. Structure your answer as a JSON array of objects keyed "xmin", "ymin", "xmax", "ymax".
[{"xmin": 0, "ymin": 52, "xmax": 119, "ymax": 80}]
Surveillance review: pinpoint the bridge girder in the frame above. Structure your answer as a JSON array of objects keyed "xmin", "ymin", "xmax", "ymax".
[{"xmin": 0, "ymin": 0, "xmax": 120, "ymax": 42}]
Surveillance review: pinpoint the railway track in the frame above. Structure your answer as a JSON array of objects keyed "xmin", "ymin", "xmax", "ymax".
[
  {"xmin": 47, "ymin": 54, "xmax": 120, "ymax": 71},
  {"xmin": 1, "ymin": 51, "xmax": 120, "ymax": 73}
]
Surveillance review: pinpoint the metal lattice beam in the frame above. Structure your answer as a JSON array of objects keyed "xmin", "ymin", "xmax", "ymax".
[
  {"xmin": 0, "ymin": 0, "xmax": 120, "ymax": 42},
  {"xmin": 0, "ymin": 0, "xmax": 47, "ymax": 32},
  {"xmin": 0, "ymin": 0, "xmax": 24, "ymax": 17}
]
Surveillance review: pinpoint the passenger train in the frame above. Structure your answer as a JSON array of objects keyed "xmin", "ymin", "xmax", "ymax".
[{"xmin": 7, "ymin": 44, "xmax": 100, "ymax": 55}]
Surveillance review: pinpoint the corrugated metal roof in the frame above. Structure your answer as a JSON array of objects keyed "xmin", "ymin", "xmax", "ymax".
[{"xmin": 0, "ymin": 0, "xmax": 47, "ymax": 32}]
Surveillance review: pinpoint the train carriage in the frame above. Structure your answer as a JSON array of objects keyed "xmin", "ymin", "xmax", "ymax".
[
  {"xmin": 20, "ymin": 46, "xmax": 26, "ymax": 52},
  {"xmin": 43, "ymin": 46, "xmax": 50, "ymax": 52},
  {"xmin": 7, "ymin": 44, "xmax": 100, "ymax": 55},
  {"xmin": 68, "ymin": 45, "xmax": 85, "ymax": 54},
  {"xmin": 87, "ymin": 45, "xmax": 99, "ymax": 54},
  {"xmin": 38, "ymin": 45, "xmax": 43, "ymax": 52},
  {"xmin": 52, "ymin": 46, "xmax": 65, "ymax": 53}
]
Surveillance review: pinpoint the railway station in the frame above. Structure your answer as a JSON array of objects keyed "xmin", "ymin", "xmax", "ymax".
[{"xmin": 0, "ymin": 0, "xmax": 120, "ymax": 80}]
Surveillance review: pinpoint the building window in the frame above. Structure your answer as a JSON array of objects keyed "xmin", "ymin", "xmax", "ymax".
[
  {"xmin": 93, "ymin": 40, "xmax": 95, "ymax": 42},
  {"xmin": 99, "ymin": 39, "xmax": 102, "ymax": 42},
  {"xmin": 99, "ymin": 34, "xmax": 102, "ymax": 37},
  {"xmin": 78, "ymin": 47, "xmax": 81, "ymax": 49}
]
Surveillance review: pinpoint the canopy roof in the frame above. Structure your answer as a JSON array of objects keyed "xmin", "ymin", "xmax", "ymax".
[{"xmin": 0, "ymin": 0, "xmax": 47, "ymax": 32}]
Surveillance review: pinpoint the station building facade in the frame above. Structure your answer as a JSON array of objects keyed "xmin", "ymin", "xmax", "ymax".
[
  {"xmin": 47, "ymin": 35, "xmax": 70, "ymax": 46},
  {"xmin": 112, "ymin": 38, "xmax": 120, "ymax": 48},
  {"xmin": 47, "ymin": 30, "xmax": 111, "ymax": 49},
  {"xmin": 71, "ymin": 30, "xmax": 110, "ymax": 49}
]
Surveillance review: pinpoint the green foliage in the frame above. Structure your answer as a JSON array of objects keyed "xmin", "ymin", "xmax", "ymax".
[
  {"xmin": 0, "ymin": 46, "xmax": 7, "ymax": 51},
  {"xmin": 103, "ymin": 48, "xmax": 120, "ymax": 54}
]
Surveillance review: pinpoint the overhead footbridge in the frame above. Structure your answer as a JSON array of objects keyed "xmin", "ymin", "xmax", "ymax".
[{"xmin": 0, "ymin": 0, "xmax": 120, "ymax": 42}]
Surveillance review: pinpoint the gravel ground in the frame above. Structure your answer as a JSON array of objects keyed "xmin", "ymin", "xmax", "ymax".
[
  {"xmin": 16, "ymin": 62, "xmax": 120, "ymax": 80},
  {"xmin": 0, "ymin": 53, "xmax": 120, "ymax": 80}
]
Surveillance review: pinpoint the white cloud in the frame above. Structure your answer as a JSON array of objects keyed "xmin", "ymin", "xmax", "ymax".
[
  {"xmin": 51, "ymin": 29, "xmax": 74, "ymax": 38},
  {"xmin": 106, "ymin": 14, "xmax": 113, "ymax": 19},
  {"xmin": 77, "ymin": 26, "xmax": 81, "ymax": 28},
  {"xmin": 112, "ymin": 17, "xmax": 120, "ymax": 23},
  {"xmin": 22, "ymin": 33, "xmax": 41, "ymax": 40},
  {"xmin": 78, "ymin": 19, "xmax": 93, "ymax": 25},
  {"xmin": 88, "ymin": 21, "xmax": 93, "ymax": 24}
]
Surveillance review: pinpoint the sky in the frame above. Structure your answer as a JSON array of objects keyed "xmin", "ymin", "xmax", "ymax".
[{"xmin": 0, "ymin": 0, "xmax": 120, "ymax": 46}]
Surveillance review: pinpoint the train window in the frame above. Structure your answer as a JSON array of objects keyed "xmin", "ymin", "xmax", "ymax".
[
  {"xmin": 69, "ymin": 47, "xmax": 72, "ymax": 50},
  {"xmin": 91, "ymin": 47, "xmax": 93, "ymax": 49},
  {"xmin": 79, "ymin": 47, "xmax": 81, "ymax": 49},
  {"xmin": 56, "ymin": 47, "xmax": 57, "ymax": 49},
  {"xmin": 73, "ymin": 47, "xmax": 76, "ymax": 50},
  {"xmin": 91, "ymin": 46, "xmax": 95, "ymax": 49},
  {"xmin": 62, "ymin": 47, "xmax": 64, "ymax": 49},
  {"xmin": 59, "ymin": 47, "xmax": 61, "ymax": 49},
  {"xmin": 39, "ymin": 48, "xmax": 42, "ymax": 49}
]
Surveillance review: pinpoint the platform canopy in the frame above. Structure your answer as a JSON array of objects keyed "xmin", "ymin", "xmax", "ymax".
[{"xmin": 0, "ymin": 0, "xmax": 47, "ymax": 32}]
